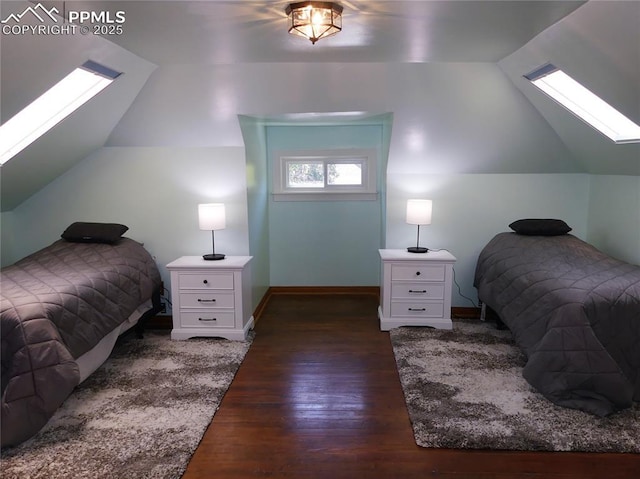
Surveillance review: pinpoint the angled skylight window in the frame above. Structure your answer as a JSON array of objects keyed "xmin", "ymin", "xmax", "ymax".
[
  {"xmin": 525, "ymin": 64, "xmax": 640, "ymax": 144},
  {"xmin": 0, "ymin": 60, "xmax": 121, "ymax": 165}
]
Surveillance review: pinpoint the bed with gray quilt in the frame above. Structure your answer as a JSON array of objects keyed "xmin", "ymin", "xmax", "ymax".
[
  {"xmin": 474, "ymin": 220, "xmax": 640, "ymax": 417},
  {"xmin": 1, "ymin": 223, "xmax": 161, "ymax": 447}
]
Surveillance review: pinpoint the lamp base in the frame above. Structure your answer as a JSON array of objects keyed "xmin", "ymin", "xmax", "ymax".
[
  {"xmin": 203, "ymin": 253, "xmax": 225, "ymax": 261},
  {"xmin": 407, "ymin": 246, "xmax": 428, "ymax": 254}
]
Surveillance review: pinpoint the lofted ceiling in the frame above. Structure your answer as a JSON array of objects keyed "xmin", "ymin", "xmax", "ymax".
[
  {"xmin": 3, "ymin": 0, "xmax": 639, "ymax": 212},
  {"xmin": 45, "ymin": 0, "xmax": 586, "ymax": 65}
]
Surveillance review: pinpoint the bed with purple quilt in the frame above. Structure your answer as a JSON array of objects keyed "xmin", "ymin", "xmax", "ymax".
[
  {"xmin": 474, "ymin": 219, "xmax": 640, "ymax": 417},
  {"xmin": 1, "ymin": 223, "xmax": 161, "ymax": 447}
]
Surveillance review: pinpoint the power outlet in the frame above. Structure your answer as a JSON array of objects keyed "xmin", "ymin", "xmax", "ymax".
[{"xmin": 159, "ymin": 302, "xmax": 167, "ymax": 314}]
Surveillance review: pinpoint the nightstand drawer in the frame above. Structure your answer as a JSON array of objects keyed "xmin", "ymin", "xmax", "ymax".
[
  {"xmin": 180, "ymin": 311, "xmax": 235, "ymax": 328},
  {"xmin": 379, "ymin": 250, "xmax": 456, "ymax": 331},
  {"xmin": 391, "ymin": 264, "xmax": 445, "ymax": 282},
  {"xmin": 179, "ymin": 292, "xmax": 235, "ymax": 309},
  {"xmin": 167, "ymin": 256, "xmax": 253, "ymax": 341},
  {"xmin": 391, "ymin": 283, "xmax": 445, "ymax": 300},
  {"xmin": 390, "ymin": 302, "xmax": 444, "ymax": 317},
  {"xmin": 178, "ymin": 272, "xmax": 234, "ymax": 290}
]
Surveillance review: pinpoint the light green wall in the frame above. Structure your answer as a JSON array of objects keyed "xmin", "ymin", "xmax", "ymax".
[
  {"xmin": 266, "ymin": 124, "xmax": 386, "ymax": 286},
  {"xmin": 1, "ymin": 146, "xmax": 250, "ymax": 316},
  {"xmin": 4, "ymin": 157, "xmax": 637, "ymax": 308},
  {"xmin": 0, "ymin": 212, "xmax": 15, "ymax": 263},
  {"xmin": 239, "ymin": 116, "xmax": 271, "ymax": 309},
  {"xmin": 269, "ymin": 200, "xmax": 382, "ymax": 286},
  {"xmin": 587, "ymin": 175, "xmax": 640, "ymax": 265},
  {"xmin": 386, "ymin": 173, "xmax": 590, "ymax": 307}
]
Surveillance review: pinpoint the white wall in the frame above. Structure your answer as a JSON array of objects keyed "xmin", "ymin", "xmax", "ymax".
[
  {"xmin": 499, "ymin": 0, "xmax": 640, "ymax": 175},
  {"xmin": 0, "ymin": 1, "xmax": 157, "ymax": 211},
  {"xmin": 107, "ymin": 62, "xmax": 580, "ymax": 176}
]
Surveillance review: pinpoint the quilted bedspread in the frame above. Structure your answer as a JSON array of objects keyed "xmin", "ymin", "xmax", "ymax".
[
  {"xmin": 1, "ymin": 238, "xmax": 161, "ymax": 447},
  {"xmin": 474, "ymin": 233, "xmax": 640, "ymax": 416}
]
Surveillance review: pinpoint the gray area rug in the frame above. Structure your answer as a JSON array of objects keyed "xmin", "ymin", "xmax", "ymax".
[
  {"xmin": 390, "ymin": 319, "xmax": 640, "ymax": 452},
  {"xmin": 1, "ymin": 331, "xmax": 252, "ymax": 478}
]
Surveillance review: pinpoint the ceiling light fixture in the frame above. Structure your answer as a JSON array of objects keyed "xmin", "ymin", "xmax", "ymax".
[{"xmin": 285, "ymin": 2, "xmax": 343, "ymax": 45}]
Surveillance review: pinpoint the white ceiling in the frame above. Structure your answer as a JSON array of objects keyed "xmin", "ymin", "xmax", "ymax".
[
  {"xmin": 7, "ymin": 0, "xmax": 640, "ymax": 212},
  {"xmin": 44, "ymin": 0, "xmax": 586, "ymax": 64}
]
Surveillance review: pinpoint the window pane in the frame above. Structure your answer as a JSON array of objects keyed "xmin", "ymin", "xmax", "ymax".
[
  {"xmin": 525, "ymin": 64, "xmax": 640, "ymax": 143},
  {"xmin": 327, "ymin": 162, "xmax": 362, "ymax": 186},
  {"xmin": 287, "ymin": 161, "xmax": 324, "ymax": 188},
  {"xmin": 0, "ymin": 61, "xmax": 120, "ymax": 165}
]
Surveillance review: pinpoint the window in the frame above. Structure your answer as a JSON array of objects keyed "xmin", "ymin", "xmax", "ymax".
[
  {"xmin": 525, "ymin": 63, "xmax": 640, "ymax": 144},
  {"xmin": 273, "ymin": 149, "xmax": 377, "ymax": 201},
  {"xmin": 0, "ymin": 60, "xmax": 121, "ymax": 165}
]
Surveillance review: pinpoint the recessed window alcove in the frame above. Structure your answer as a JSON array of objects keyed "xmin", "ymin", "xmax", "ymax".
[{"xmin": 239, "ymin": 113, "xmax": 392, "ymax": 298}]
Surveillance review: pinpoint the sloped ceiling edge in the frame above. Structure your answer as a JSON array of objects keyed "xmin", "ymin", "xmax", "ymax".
[
  {"xmin": 498, "ymin": 0, "xmax": 640, "ymax": 176},
  {"xmin": 0, "ymin": 1, "xmax": 157, "ymax": 212}
]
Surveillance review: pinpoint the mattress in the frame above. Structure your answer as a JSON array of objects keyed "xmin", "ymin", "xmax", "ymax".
[
  {"xmin": 474, "ymin": 232, "xmax": 640, "ymax": 416},
  {"xmin": 1, "ymin": 238, "xmax": 161, "ymax": 447}
]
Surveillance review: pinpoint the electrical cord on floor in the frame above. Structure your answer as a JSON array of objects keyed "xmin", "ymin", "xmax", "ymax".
[
  {"xmin": 426, "ymin": 247, "xmax": 479, "ymax": 308},
  {"xmin": 452, "ymin": 266, "xmax": 479, "ymax": 308},
  {"xmin": 160, "ymin": 285, "xmax": 173, "ymax": 312}
]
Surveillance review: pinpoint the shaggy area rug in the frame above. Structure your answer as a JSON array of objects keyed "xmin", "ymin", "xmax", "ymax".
[
  {"xmin": 1, "ymin": 331, "xmax": 252, "ymax": 478},
  {"xmin": 390, "ymin": 319, "xmax": 640, "ymax": 452}
]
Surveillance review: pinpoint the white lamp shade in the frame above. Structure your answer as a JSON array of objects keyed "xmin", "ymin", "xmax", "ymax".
[
  {"xmin": 198, "ymin": 203, "xmax": 226, "ymax": 231},
  {"xmin": 406, "ymin": 199, "xmax": 432, "ymax": 225}
]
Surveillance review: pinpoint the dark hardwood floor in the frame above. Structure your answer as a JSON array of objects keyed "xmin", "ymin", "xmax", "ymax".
[{"xmin": 181, "ymin": 293, "xmax": 639, "ymax": 479}]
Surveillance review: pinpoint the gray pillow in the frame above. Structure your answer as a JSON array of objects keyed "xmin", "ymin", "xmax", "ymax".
[
  {"xmin": 509, "ymin": 219, "xmax": 572, "ymax": 236},
  {"xmin": 61, "ymin": 222, "xmax": 129, "ymax": 244}
]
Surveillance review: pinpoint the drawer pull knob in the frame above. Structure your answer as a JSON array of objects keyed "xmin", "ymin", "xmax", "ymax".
[
  {"xmin": 203, "ymin": 279, "xmax": 208, "ymax": 284},
  {"xmin": 415, "ymin": 271, "xmax": 421, "ymax": 276},
  {"xmin": 197, "ymin": 298, "xmax": 216, "ymax": 303},
  {"xmin": 198, "ymin": 317, "xmax": 217, "ymax": 322},
  {"xmin": 408, "ymin": 308, "xmax": 426, "ymax": 312},
  {"xmin": 409, "ymin": 290, "xmax": 427, "ymax": 294}
]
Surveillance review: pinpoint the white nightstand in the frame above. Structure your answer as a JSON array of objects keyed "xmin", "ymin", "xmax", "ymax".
[
  {"xmin": 166, "ymin": 256, "xmax": 253, "ymax": 341},
  {"xmin": 378, "ymin": 249, "xmax": 456, "ymax": 331}
]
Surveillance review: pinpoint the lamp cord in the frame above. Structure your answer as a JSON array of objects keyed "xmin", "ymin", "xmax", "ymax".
[{"xmin": 426, "ymin": 248, "xmax": 479, "ymax": 308}]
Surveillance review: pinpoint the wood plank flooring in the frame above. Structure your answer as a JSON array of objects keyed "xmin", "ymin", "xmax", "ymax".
[{"xmin": 182, "ymin": 294, "xmax": 639, "ymax": 479}]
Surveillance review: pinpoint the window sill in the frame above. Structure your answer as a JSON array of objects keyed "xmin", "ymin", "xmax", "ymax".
[{"xmin": 272, "ymin": 192, "xmax": 379, "ymax": 202}]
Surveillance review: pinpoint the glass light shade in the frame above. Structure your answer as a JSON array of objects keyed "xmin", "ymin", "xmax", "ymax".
[
  {"xmin": 406, "ymin": 199, "xmax": 432, "ymax": 225},
  {"xmin": 198, "ymin": 203, "xmax": 226, "ymax": 231},
  {"xmin": 286, "ymin": 2, "xmax": 343, "ymax": 44}
]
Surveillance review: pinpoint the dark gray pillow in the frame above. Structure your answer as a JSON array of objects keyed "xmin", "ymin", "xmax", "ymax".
[
  {"xmin": 61, "ymin": 222, "xmax": 129, "ymax": 244},
  {"xmin": 509, "ymin": 219, "xmax": 572, "ymax": 236}
]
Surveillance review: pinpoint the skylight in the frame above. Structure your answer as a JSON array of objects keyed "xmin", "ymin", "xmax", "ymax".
[
  {"xmin": 0, "ymin": 60, "xmax": 121, "ymax": 165},
  {"xmin": 525, "ymin": 64, "xmax": 640, "ymax": 144}
]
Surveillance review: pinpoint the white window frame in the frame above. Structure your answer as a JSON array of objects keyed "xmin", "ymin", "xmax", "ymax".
[{"xmin": 273, "ymin": 149, "xmax": 378, "ymax": 201}]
